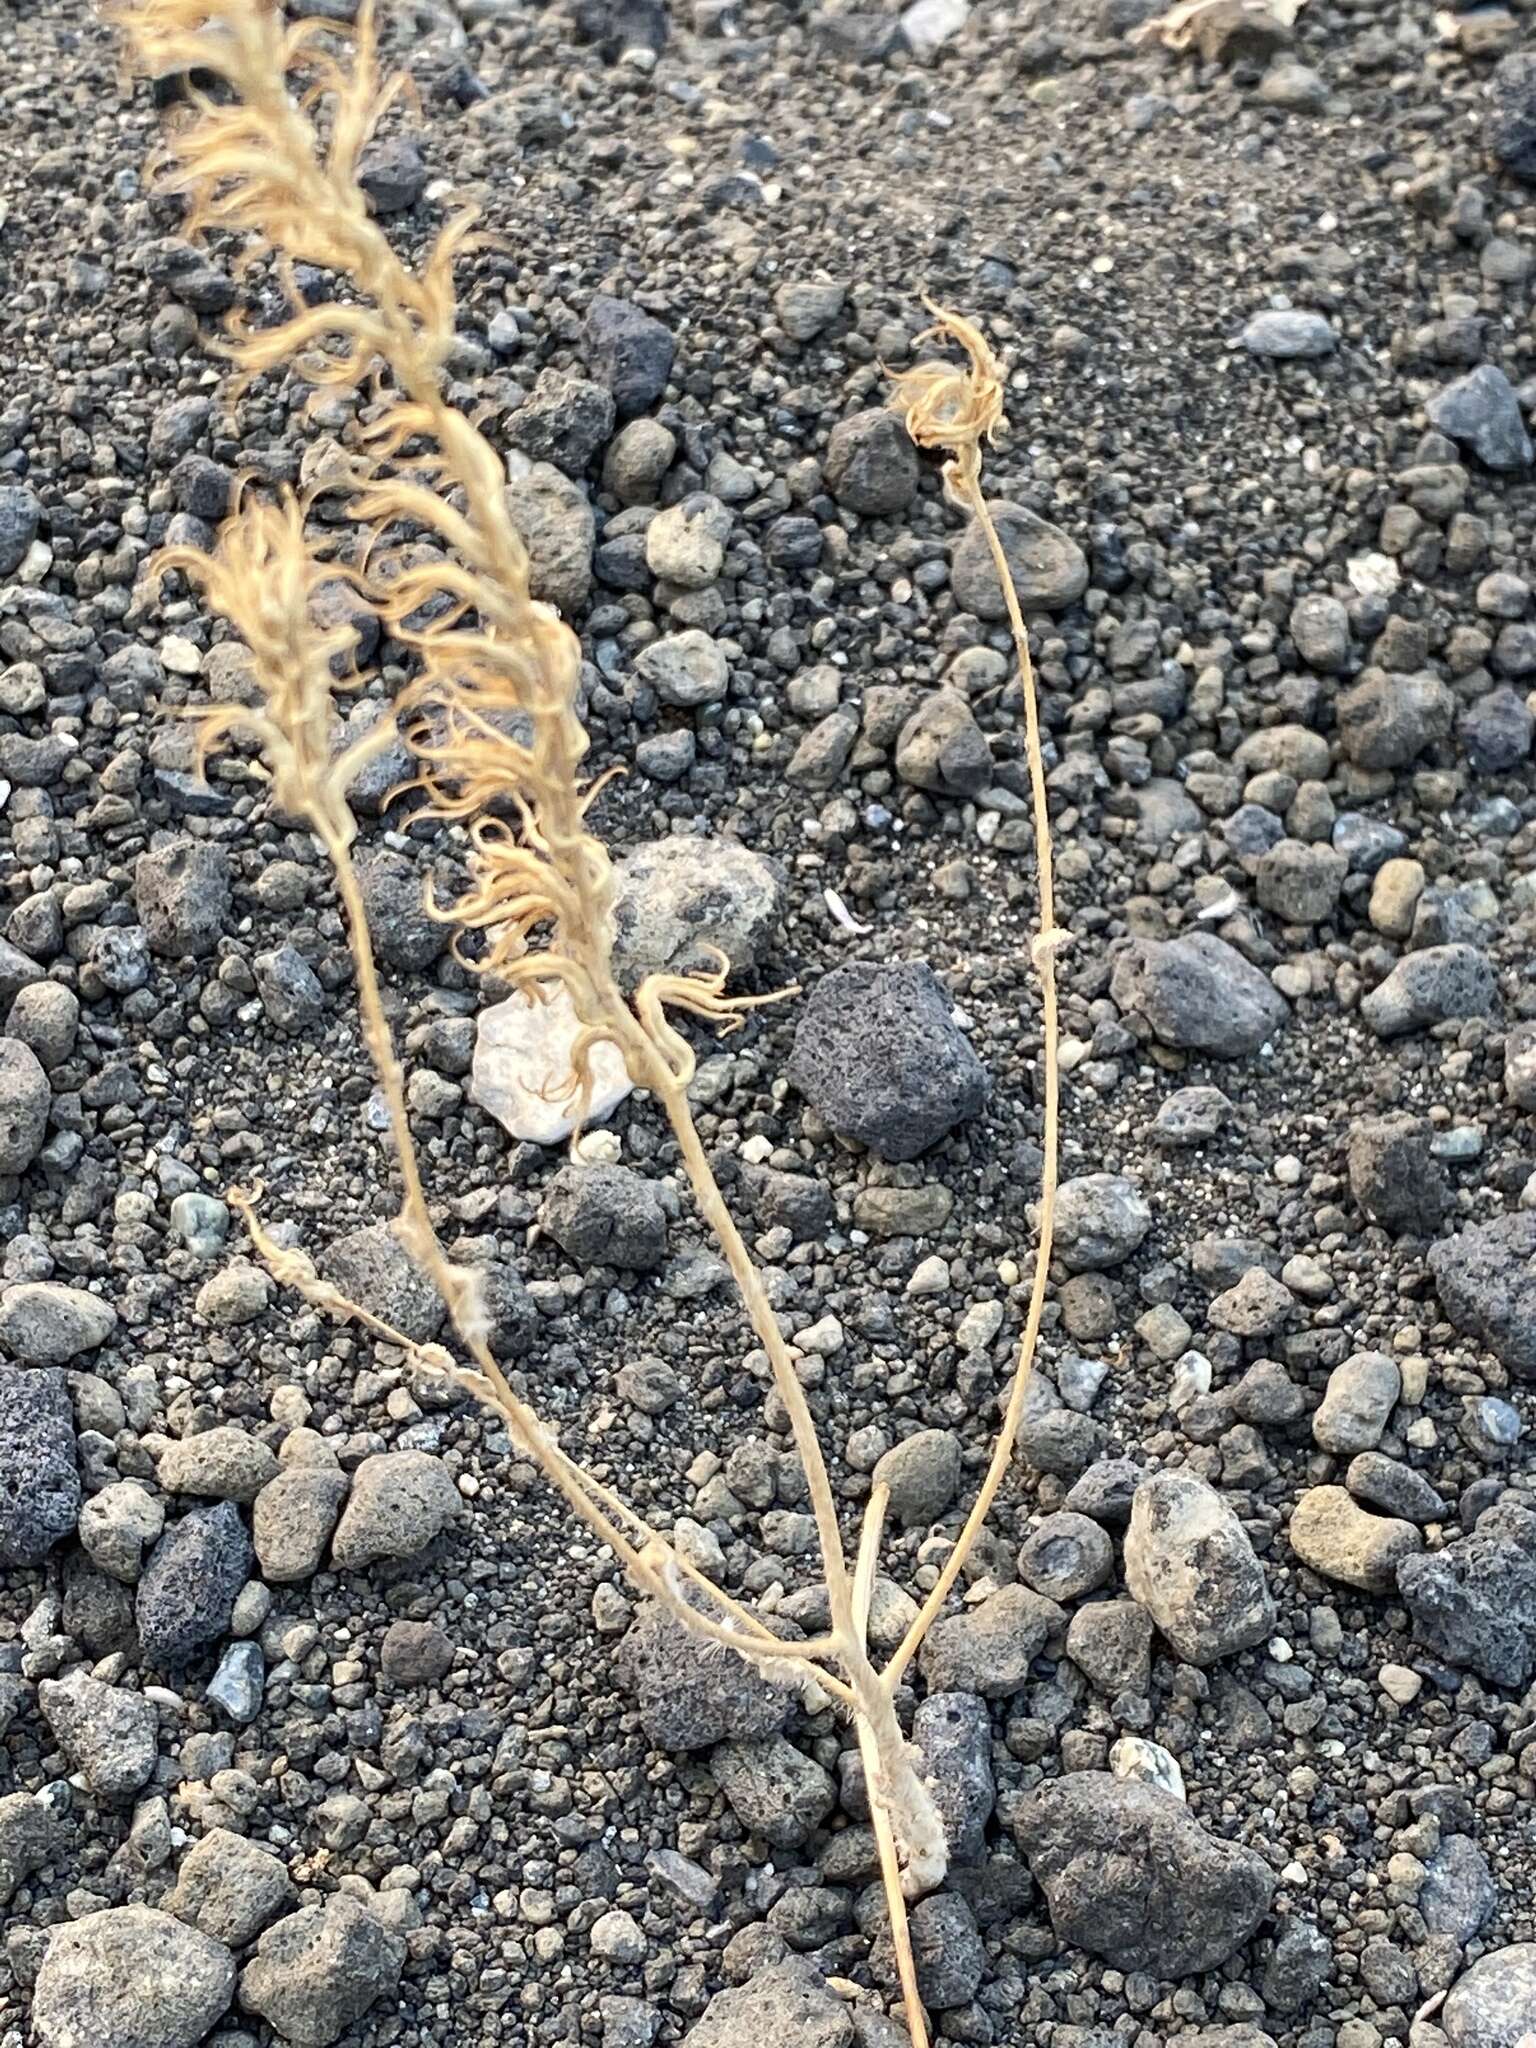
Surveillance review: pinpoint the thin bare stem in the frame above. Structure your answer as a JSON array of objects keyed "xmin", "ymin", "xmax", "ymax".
[{"xmin": 881, "ymin": 321, "xmax": 1066, "ymax": 1694}]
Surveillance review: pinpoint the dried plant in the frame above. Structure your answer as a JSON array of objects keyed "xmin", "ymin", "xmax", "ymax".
[{"xmin": 114, "ymin": 8, "xmax": 1064, "ymax": 2041}]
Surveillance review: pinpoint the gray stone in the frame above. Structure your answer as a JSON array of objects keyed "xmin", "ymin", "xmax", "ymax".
[
  {"xmin": 786, "ymin": 708, "xmax": 858, "ymax": 788},
  {"xmin": 330, "ymin": 1449, "xmax": 462, "ymax": 1568},
  {"xmin": 584, "ymin": 294, "xmax": 675, "ymax": 417},
  {"xmin": 1151, "ymin": 1085, "xmax": 1232, "ymax": 1148},
  {"xmin": 1506, "ymin": 1022, "xmax": 1536, "ymax": 1111},
  {"xmin": 775, "ymin": 280, "xmax": 847, "ymax": 341},
  {"xmin": 951, "ymin": 499, "xmax": 1088, "ymax": 616},
  {"xmin": 1066, "ymin": 1598, "xmax": 1154, "ymax": 1695},
  {"xmin": 380, "ymin": 1618, "xmax": 455, "ymax": 1684},
  {"xmin": 1209, "ymin": 1265, "xmax": 1294, "ymax": 1339},
  {"xmin": 872, "ymin": 1428, "xmax": 961, "ymax": 1525},
  {"xmin": 1426, "ymin": 366, "xmax": 1532, "ymax": 470},
  {"xmin": 788, "ymin": 959, "xmax": 986, "ymax": 1162},
  {"xmin": 158, "ymin": 1427, "xmax": 278, "ymax": 1504},
  {"xmin": 254, "ymin": 945, "xmax": 324, "ymax": 1033},
  {"xmin": 1256, "ymin": 839, "xmax": 1346, "ymax": 924},
  {"xmin": 0, "ymin": 485, "xmax": 41, "ymax": 576},
  {"xmin": 0, "ymin": 1034, "xmax": 49, "ymax": 1174},
  {"xmin": 912, "ymin": 1692, "xmax": 994, "ymax": 1864},
  {"xmin": 506, "ymin": 366, "xmax": 615, "ymax": 475},
  {"xmin": 682, "ymin": 1960, "xmax": 853, "ymax": 2048},
  {"xmin": 252, "ymin": 1467, "xmax": 350, "ymax": 1583},
  {"xmin": 824, "ymin": 409, "xmax": 920, "ymax": 517},
  {"xmin": 603, "ymin": 418, "xmax": 676, "ymax": 505},
  {"xmin": 1346, "ymin": 1453, "xmax": 1446, "ymax": 1523},
  {"xmin": 635, "ymin": 628, "xmax": 729, "ymax": 708},
  {"xmin": 1429, "ymin": 1213, "xmax": 1536, "ymax": 1377},
  {"xmin": 320, "ymin": 1220, "xmax": 445, "ymax": 1346},
  {"xmin": 1018, "ymin": 1511, "xmax": 1115, "ymax": 1603},
  {"xmin": 873, "ymin": 1891, "xmax": 984, "ymax": 2010},
  {"xmin": 1287, "ymin": 1485, "xmax": 1421, "ymax": 1593},
  {"xmin": 541, "ymin": 1162, "xmax": 669, "ymax": 1271},
  {"xmin": 1488, "ymin": 49, "xmax": 1536, "ymax": 179},
  {"xmin": 357, "ymin": 133, "xmax": 425, "ymax": 214},
  {"xmin": 1397, "ymin": 1507, "xmax": 1536, "ymax": 1686},
  {"xmin": 504, "ymin": 461, "xmax": 595, "ymax": 615},
  {"xmin": 137, "ymin": 1502, "xmax": 253, "ymax": 1668},
  {"xmin": 609, "ymin": 835, "xmax": 784, "ymax": 988},
  {"xmin": 1055, "ymin": 1173, "xmax": 1150, "ymax": 1272},
  {"xmin": 1421, "ymin": 1834, "xmax": 1496, "ymax": 1945},
  {"xmin": 0, "ymin": 1365, "xmax": 78, "ymax": 1566},
  {"xmin": 38, "ymin": 1668, "xmax": 159, "ymax": 1802},
  {"xmin": 1444, "ymin": 1947, "xmax": 1536, "ymax": 2048},
  {"xmin": 1110, "ymin": 932, "xmax": 1287, "ymax": 1056},
  {"xmin": 238, "ymin": 1894, "xmax": 405, "ymax": 2047},
  {"xmin": 615, "ymin": 1597, "xmax": 792, "ymax": 1751},
  {"xmin": 711, "ymin": 1736, "xmax": 835, "ymax": 1848},
  {"xmin": 1460, "ymin": 685, "xmax": 1533, "ymax": 773},
  {"xmin": 0, "ymin": 1790, "xmax": 56, "ymax": 1907},
  {"xmin": 1347, "ymin": 1113, "xmax": 1448, "ymax": 1234},
  {"xmin": 1013, "ymin": 1773, "xmax": 1275, "ymax": 1974},
  {"xmin": 134, "ymin": 841, "xmax": 232, "ymax": 958},
  {"xmin": 1361, "ymin": 944, "xmax": 1496, "ymax": 1038},
  {"xmin": 895, "ymin": 691, "xmax": 991, "ymax": 796},
  {"xmin": 1312, "ymin": 1352, "xmax": 1400, "ymax": 1454},
  {"xmin": 32, "ymin": 1907, "xmax": 235, "ymax": 2048},
  {"xmin": 167, "ymin": 1827, "xmax": 296, "ymax": 1948},
  {"xmin": 1289, "ymin": 592, "xmax": 1350, "ymax": 671},
  {"xmin": 1242, "ymin": 310, "xmax": 1335, "ymax": 358},
  {"xmin": 1124, "ymin": 1472, "xmax": 1274, "ymax": 1665},
  {"xmin": 5, "ymin": 981, "xmax": 79, "ymax": 1070},
  {"xmin": 1263, "ymin": 1919, "xmax": 1331, "ymax": 2012},
  {"xmin": 205, "ymin": 1640, "xmax": 264, "ymax": 1724},
  {"xmin": 919, "ymin": 1583, "xmax": 1065, "ymax": 1698},
  {"xmin": 1340, "ymin": 670, "xmax": 1454, "ymax": 778},
  {"xmin": 646, "ymin": 493, "xmax": 731, "ymax": 587},
  {"xmin": 354, "ymin": 847, "xmax": 447, "ymax": 973}
]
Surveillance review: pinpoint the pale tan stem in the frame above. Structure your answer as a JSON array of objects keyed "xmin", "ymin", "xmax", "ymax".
[
  {"xmin": 884, "ymin": 471, "xmax": 1061, "ymax": 1692},
  {"xmin": 853, "ymin": 1483, "xmax": 889, "ymax": 1644},
  {"xmin": 858, "ymin": 1712, "xmax": 931, "ymax": 2048}
]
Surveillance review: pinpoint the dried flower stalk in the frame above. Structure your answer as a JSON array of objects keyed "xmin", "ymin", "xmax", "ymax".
[{"xmin": 115, "ymin": 9, "xmax": 1064, "ymax": 2043}]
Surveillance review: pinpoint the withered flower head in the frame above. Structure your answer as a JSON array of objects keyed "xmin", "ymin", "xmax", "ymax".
[{"xmin": 887, "ymin": 299, "xmax": 1006, "ymax": 495}]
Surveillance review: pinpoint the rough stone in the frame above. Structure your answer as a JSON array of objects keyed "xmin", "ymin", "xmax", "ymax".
[
  {"xmin": 1428, "ymin": 1213, "xmax": 1536, "ymax": 1377},
  {"xmin": 167, "ymin": 1829, "xmax": 297, "ymax": 1949},
  {"xmin": 1111, "ymin": 933, "xmax": 1287, "ymax": 1056},
  {"xmin": 1287, "ymin": 1486, "xmax": 1422, "ymax": 1594},
  {"xmin": 1013, "ymin": 1773, "xmax": 1275, "ymax": 1975},
  {"xmin": 1426, "ymin": 365, "xmax": 1532, "ymax": 470},
  {"xmin": 136, "ymin": 1503, "xmax": 252, "ymax": 1668},
  {"xmin": 919, "ymin": 1584, "xmax": 1065, "ymax": 1698},
  {"xmin": 615, "ymin": 1598, "xmax": 792, "ymax": 1751},
  {"xmin": 609, "ymin": 835, "xmax": 785, "ymax": 988},
  {"xmin": 37, "ymin": 1669, "xmax": 159, "ymax": 1804},
  {"xmin": 0, "ymin": 1365, "xmax": 79, "ymax": 1566},
  {"xmin": 1397, "ymin": 1507, "xmax": 1536, "ymax": 1687},
  {"xmin": 238, "ymin": 1895, "xmax": 405, "ymax": 2048},
  {"xmin": 32, "ymin": 1907, "xmax": 235, "ymax": 2048},
  {"xmin": 330, "ymin": 1450, "xmax": 463, "ymax": 1569},
  {"xmin": 788, "ymin": 959, "xmax": 986, "ymax": 1162},
  {"xmin": 1123, "ymin": 1472, "xmax": 1274, "ymax": 1666},
  {"xmin": 1361, "ymin": 944, "xmax": 1497, "ymax": 1038}
]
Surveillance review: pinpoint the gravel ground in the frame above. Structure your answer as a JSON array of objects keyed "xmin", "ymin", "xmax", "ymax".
[{"xmin": 3, "ymin": 0, "xmax": 1536, "ymax": 2045}]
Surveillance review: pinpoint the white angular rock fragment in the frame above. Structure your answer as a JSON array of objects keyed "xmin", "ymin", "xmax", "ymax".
[
  {"xmin": 470, "ymin": 985, "xmax": 632, "ymax": 1146},
  {"xmin": 1110, "ymin": 1734, "xmax": 1186, "ymax": 1801}
]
